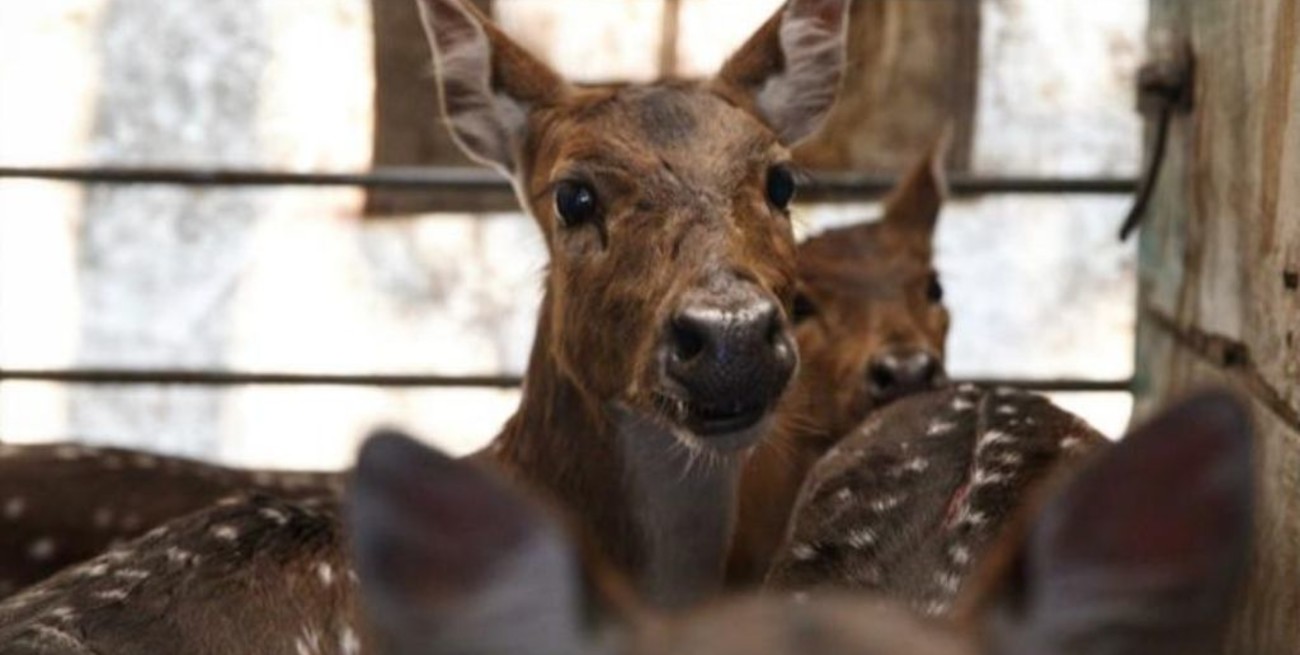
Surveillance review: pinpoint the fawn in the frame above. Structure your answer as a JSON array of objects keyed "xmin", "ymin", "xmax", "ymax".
[
  {"xmin": 765, "ymin": 384, "xmax": 1110, "ymax": 617},
  {"xmin": 0, "ymin": 0, "xmax": 852, "ymax": 608},
  {"xmin": 0, "ymin": 390, "xmax": 1248, "ymax": 654},
  {"xmin": 729, "ymin": 137, "xmax": 952, "ymax": 584}
]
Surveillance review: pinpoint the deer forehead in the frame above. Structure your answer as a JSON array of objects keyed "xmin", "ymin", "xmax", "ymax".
[{"xmin": 537, "ymin": 86, "xmax": 782, "ymax": 193}]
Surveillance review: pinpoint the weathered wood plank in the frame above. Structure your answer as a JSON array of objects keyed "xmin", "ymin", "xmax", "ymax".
[{"xmin": 1139, "ymin": 0, "xmax": 1300, "ymax": 652}]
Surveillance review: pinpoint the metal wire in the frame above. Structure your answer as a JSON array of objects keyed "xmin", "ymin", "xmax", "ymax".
[
  {"xmin": 0, "ymin": 368, "xmax": 1130, "ymax": 392},
  {"xmin": 0, "ymin": 166, "xmax": 1136, "ymax": 200}
]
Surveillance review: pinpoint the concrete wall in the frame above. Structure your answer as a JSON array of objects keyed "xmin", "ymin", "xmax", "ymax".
[{"xmin": 1137, "ymin": 1, "xmax": 1299, "ymax": 652}]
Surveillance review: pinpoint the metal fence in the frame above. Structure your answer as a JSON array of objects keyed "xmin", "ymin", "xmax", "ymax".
[{"xmin": 0, "ymin": 165, "xmax": 1136, "ymax": 394}]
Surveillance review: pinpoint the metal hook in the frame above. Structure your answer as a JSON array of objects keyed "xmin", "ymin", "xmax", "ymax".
[{"xmin": 1119, "ymin": 39, "xmax": 1195, "ymax": 241}]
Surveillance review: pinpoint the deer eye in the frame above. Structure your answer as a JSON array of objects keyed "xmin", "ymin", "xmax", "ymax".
[
  {"xmin": 792, "ymin": 293, "xmax": 818, "ymax": 324},
  {"xmin": 926, "ymin": 273, "xmax": 944, "ymax": 303},
  {"xmin": 554, "ymin": 181, "xmax": 599, "ymax": 228},
  {"xmin": 766, "ymin": 165, "xmax": 797, "ymax": 211}
]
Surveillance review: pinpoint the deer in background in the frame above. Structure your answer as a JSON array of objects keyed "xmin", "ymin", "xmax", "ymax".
[
  {"xmin": 764, "ymin": 383, "xmax": 1110, "ymax": 617},
  {"xmin": 0, "ymin": 390, "xmax": 1247, "ymax": 653},
  {"xmin": 728, "ymin": 137, "xmax": 952, "ymax": 584},
  {"xmin": 0, "ymin": 0, "xmax": 853, "ymax": 609}
]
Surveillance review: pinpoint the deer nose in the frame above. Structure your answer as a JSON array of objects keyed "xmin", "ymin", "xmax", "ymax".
[
  {"xmin": 663, "ymin": 292, "xmax": 796, "ymax": 437},
  {"xmin": 867, "ymin": 349, "xmax": 944, "ymax": 402}
]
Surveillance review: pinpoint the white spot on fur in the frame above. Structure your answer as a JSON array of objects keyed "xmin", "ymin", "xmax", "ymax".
[
  {"xmin": 871, "ymin": 494, "xmax": 903, "ymax": 512},
  {"xmin": 834, "ymin": 488, "xmax": 853, "ymax": 503},
  {"xmin": 1061, "ymin": 436, "xmax": 1083, "ymax": 451},
  {"xmin": 936, "ymin": 571, "xmax": 960, "ymax": 592},
  {"xmin": 926, "ymin": 420, "xmax": 955, "ymax": 436},
  {"xmin": 791, "ymin": 543, "xmax": 817, "ymax": 561},
  {"xmin": 921, "ymin": 598, "xmax": 950, "ymax": 617},
  {"xmin": 956, "ymin": 383, "xmax": 977, "ymax": 394},
  {"xmin": 847, "ymin": 528, "xmax": 876, "ymax": 549},
  {"xmin": 3, "ymin": 496, "xmax": 26, "ymax": 520},
  {"xmin": 143, "ymin": 525, "xmax": 170, "ymax": 541},
  {"xmin": 210, "ymin": 525, "xmax": 239, "ymax": 542},
  {"xmin": 46, "ymin": 606, "xmax": 76, "ymax": 622},
  {"xmin": 316, "ymin": 562, "xmax": 334, "ymax": 586},
  {"xmin": 113, "ymin": 568, "xmax": 150, "ymax": 581},
  {"xmin": 78, "ymin": 562, "xmax": 110, "ymax": 578},
  {"xmin": 994, "ymin": 386, "xmax": 1019, "ymax": 397},
  {"xmin": 903, "ymin": 457, "xmax": 929, "ymax": 473},
  {"xmin": 27, "ymin": 538, "xmax": 56, "ymax": 561},
  {"xmin": 995, "ymin": 452, "xmax": 1023, "ymax": 467},
  {"xmin": 972, "ymin": 469, "xmax": 1010, "ymax": 486},
  {"xmin": 165, "ymin": 546, "xmax": 199, "ymax": 566},
  {"xmin": 976, "ymin": 429, "xmax": 1013, "ymax": 452},
  {"xmin": 949, "ymin": 545, "xmax": 971, "ymax": 566},
  {"xmin": 259, "ymin": 507, "xmax": 289, "ymax": 526},
  {"xmin": 995, "ymin": 404, "xmax": 1018, "ymax": 415},
  {"xmin": 951, "ymin": 396, "xmax": 976, "ymax": 411},
  {"xmin": 339, "ymin": 625, "xmax": 361, "ymax": 655},
  {"xmin": 94, "ymin": 589, "xmax": 129, "ymax": 602}
]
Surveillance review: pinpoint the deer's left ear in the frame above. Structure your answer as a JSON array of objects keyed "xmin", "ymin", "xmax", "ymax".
[
  {"xmin": 884, "ymin": 129, "xmax": 951, "ymax": 240},
  {"xmin": 714, "ymin": 0, "xmax": 850, "ymax": 145}
]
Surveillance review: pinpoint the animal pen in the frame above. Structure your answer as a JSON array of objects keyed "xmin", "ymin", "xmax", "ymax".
[{"xmin": 0, "ymin": 0, "xmax": 1296, "ymax": 653}]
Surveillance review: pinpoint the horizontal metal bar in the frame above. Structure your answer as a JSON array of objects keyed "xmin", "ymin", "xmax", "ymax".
[
  {"xmin": 0, "ymin": 368, "xmax": 1131, "ymax": 392},
  {"xmin": 0, "ymin": 369, "xmax": 523, "ymax": 388},
  {"xmin": 0, "ymin": 166, "xmax": 1136, "ymax": 198}
]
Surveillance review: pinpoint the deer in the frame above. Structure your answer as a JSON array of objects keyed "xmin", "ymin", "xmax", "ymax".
[
  {"xmin": 0, "ymin": 443, "xmax": 342, "ymax": 598},
  {"xmin": 0, "ymin": 389, "xmax": 1250, "ymax": 654},
  {"xmin": 763, "ymin": 383, "xmax": 1111, "ymax": 617},
  {"xmin": 0, "ymin": 0, "xmax": 853, "ymax": 608},
  {"xmin": 728, "ymin": 135, "xmax": 952, "ymax": 584},
  {"xmin": 0, "ymin": 133, "xmax": 947, "ymax": 597}
]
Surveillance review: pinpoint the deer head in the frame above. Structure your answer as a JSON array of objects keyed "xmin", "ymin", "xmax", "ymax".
[
  {"xmin": 419, "ymin": 0, "xmax": 850, "ymax": 448},
  {"xmin": 350, "ymin": 390, "xmax": 1254, "ymax": 655},
  {"xmin": 792, "ymin": 136, "xmax": 951, "ymax": 439}
]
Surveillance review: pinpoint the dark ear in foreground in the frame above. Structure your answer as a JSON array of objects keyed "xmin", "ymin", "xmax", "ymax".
[
  {"xmin": 415, "ymin": 0, "xmax": 568, "ymax": 173},
  {"xmin": 349, "ymin": 430, "xmax": 588, "ymax": 655},
  {"xmin": 979, "ymin": 390, "xmax": 1254, "ymax": 655},
  {"xmin": 714, "ymin": 0, "xmax": 850, "ymax": 145},
  {"xmin": 883, "ymin": 128, "xmax": 951, "ymax": 244}
]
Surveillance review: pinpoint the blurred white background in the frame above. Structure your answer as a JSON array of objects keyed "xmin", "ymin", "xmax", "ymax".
[{"xmin": 0, "ymin": 0, "xmax": 1144, "ymax": 468}]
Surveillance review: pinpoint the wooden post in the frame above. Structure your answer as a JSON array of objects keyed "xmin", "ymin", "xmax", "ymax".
[{"xmin": 1137, "ymin": 2, "xmax": 1300, "ymax": 653}]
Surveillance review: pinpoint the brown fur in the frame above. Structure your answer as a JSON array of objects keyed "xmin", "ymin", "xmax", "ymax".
[{"xmin": 728, "ymin": 140, "xmax": 951, "ymax": 584}]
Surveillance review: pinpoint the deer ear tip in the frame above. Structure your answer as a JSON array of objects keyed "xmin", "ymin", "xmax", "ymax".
[{"xmin": 357, "ymin": 429, "xmax": 453, "ymax": 480}]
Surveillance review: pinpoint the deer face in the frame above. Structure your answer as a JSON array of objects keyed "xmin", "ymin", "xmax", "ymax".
[
  {"xmin": 793, "ymin": 146, "xmax": 950, "ymax": 436},
  {"xmin": 418, "ymin": 0, "xmax": 851, "ymax": 451}
]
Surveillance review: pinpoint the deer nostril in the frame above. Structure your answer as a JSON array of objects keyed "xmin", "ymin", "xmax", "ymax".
[
  {"xmin": 870, "ymin": 362, "xmax": 897, "ymax": 390},
  {"xmin": 671, "ymin": 319, "xmax": 707, "ymax": 363}
]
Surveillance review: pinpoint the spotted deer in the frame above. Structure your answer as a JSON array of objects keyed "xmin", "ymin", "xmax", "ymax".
[
  {"xmin": 0, "ymin": 134, "xmax": 943, "ymax": 598},
  {"xmin": 764, "ymin": 384, "xmax": 1111, "ymax": 617},
  {"xmin": 0, "ymin": 444, "xmax": 341, "ymax": 598},
  {"xmin": 728, "ymin": 138, "xmax": 952, "ymax": 584},
  {"xmin": 0, "ymin": 0, "xmax": 852, "ymax": 608},
  {"xmin": 0, "ymin": 390, "xmax": 1246, "ymax": 654}
]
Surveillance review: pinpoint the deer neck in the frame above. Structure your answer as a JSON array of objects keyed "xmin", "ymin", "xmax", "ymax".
[{"xmin": 488, "ymin": 296, "xmax": 742, "ymax": 609}]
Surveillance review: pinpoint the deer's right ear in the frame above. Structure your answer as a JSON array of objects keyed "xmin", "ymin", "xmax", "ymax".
[
  {"xmin": 415, "ymin": 0, "xmax": 567, "ymax": 173},
  {"xmin": 349, "ymin": 431, "xmax": 589, "ymax": 655},
  {"xmin": 981, "ymin": 391, "xmax": 1254, "ymax": 655},
  {"xmin": 714, "ymin": 0, "xmax": 850, "ymax": 145}
]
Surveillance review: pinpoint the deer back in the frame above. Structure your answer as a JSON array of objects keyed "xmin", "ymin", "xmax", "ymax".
[
  {"xmin": 0, "ymin": 443, "xmax": 340, "ymax": 598},
  {"xmin": 765, "ymin": 384, "xmax": 1107, "ymax": 615}
]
